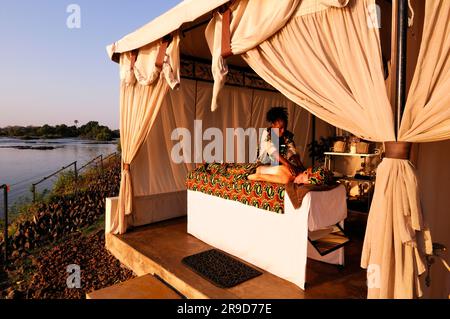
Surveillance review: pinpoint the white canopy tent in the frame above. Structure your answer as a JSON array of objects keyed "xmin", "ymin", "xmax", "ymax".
[
  {"xmin": 107, "ymin": 0, "xmax": 230, "ymax": 61},
  {"xmin": 107, "ymin": 0, "xmax": 343, "ymax": 234},
  {"xmin": 106, "ymin": 0, "xmax": 450, "ymax": 299}
]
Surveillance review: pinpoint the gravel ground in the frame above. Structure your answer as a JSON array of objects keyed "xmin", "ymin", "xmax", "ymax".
[{"xmin": 1, "ymin": 229, "xmax": 135, "ymax": 299}]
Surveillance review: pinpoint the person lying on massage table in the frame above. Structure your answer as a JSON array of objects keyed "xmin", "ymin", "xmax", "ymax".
[
  {"xmin": 249, "ymin": 162, "xmax": 334, "ymax": 186},
  {"xmin": 248, "ymin": 106, "xmax": 306, "ymax": 184}
]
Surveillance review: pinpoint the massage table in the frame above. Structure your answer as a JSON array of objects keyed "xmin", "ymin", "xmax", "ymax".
[{"xmin": 187, "ymin": 184, "xmax": 348, "ymax": 290}]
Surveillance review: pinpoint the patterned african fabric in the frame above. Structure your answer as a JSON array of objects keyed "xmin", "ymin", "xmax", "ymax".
[
  {"xmin": 306, "ymin": 167, "xmax": 335, "ymax": 185},
  {"xmin": 186, "ymin": 163, "xmax": 286, "ymax": 214}
]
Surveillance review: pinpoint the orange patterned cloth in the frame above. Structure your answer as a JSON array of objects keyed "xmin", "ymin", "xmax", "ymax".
[
  {"xmin": 304, "ymin": 167, "xmax": 335, "ymax": 185},
  {"xmin": 186, "ymin": 163, "xmax": 286, "ymax": 214}
]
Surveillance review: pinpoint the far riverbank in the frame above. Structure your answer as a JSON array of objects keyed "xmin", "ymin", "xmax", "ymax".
[{"xmin": 0, "ymin": 137, "xmax": 118, "ymax": 217}]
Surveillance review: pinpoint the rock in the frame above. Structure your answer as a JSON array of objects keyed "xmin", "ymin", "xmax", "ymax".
[
  {"xmin": 5, "ymin": 288, "xmax": 25, "ymax": 299},
  {"xmin": 5, "ymin": 160, "xmax": 121, "ymax": 266},
  {"xmin": 6, "ymin": 289, "xmax": 16, "ymax": 299}
]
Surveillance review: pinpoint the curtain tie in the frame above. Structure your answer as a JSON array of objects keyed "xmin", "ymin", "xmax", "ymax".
[
  {"xmin": 221, "ymin": 8, "xmax": 233, "ymax": 59},
  {"xmin": 123, "ymin": 163, "xmax": 131, "ymax": 171},
  {"xmin": 384, "ymin": 142, "xmax": 412, "ymax": 160}
]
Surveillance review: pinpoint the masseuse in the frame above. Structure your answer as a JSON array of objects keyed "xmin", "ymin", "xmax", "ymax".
[{"xmin": 248, "ymin": 107, "xmax": 305, "ymax": 184}]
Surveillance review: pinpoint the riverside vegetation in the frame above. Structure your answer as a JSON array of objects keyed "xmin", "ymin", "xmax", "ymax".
[
  {"xmin": 0, "ymin": 154, "xmax": 135, "ymax": 299},
  {"xmin": 0, "ymin": 121, "xmax": 120, "ymax": 142}
]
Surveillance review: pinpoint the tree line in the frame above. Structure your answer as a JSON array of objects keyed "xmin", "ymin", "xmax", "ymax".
[{"xmin": 0, "ymin": 121, "xmax": 120, "ymax": 141}]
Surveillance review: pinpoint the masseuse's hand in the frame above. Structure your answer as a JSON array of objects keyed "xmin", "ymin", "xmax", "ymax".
[
  {"xmin": 291, "ymin": 154, "xmax": 306, "ymax": 172},
  {"xmin": 275, "ymin": 153, "xmax": 296, "ymax": 176}
]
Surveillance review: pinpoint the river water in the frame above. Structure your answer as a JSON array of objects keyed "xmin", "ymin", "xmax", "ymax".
[{"xmin": 0, "ymin": 137, "xmax": 118, "ymax": 218}]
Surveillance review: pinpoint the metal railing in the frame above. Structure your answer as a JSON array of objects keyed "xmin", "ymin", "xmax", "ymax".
[
  {"xmin": 77, "ymin": 153, "xmax": 120, "ymax": 173},
  {"xmin": 31, "ymin": 162, "xmax": 77, "ymax": 202},
  {"xmin": 79, "ymin": 154, "xmax": 103, "ymax": 173},
  {"xmin": 103, "ymin": 152, "xmax": 119, "ymax": 163},
  {"xmin": 0, "ymin": 151, "xmax": 120, "ymax": 264},
  {"xmin": 31, "ymin": 151, "xmax": 119, "ymax": 203}
]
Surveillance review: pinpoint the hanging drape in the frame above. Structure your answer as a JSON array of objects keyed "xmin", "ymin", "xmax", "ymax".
[
  {"xmin": 241, "ymin": 1, "xmax": 393, "ymax": 142},
  {"xmin": 206, "ymin": 0, "xmax": 449, "ymax": 298},
  {"xmin": 206, "ymin": 0, "xmax": 349, "ymax": 111},
  {"xmin": 361, "ymin": 0, "xmax": 450, "ymax": 298},
  {"xmin": 111, "ymin": 35, "xmax": 180, "ymax": 235},
  {"xmin": 398, "ymin": 0, "xmax": 450, "ymax": 143}
]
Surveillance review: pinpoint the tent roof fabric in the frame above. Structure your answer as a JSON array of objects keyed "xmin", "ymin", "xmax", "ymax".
[{"xmin": 107, "ymin": 0, "xmax": 230, "ymax": 60}]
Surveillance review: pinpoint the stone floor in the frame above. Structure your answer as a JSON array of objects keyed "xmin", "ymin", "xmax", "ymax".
[
  {"xmin": 105, "ymin": 212, "xmax": 368, "ymax": 299},
  {"xmin": 87, "ymin": 274, "xmax": 182, "ymax": 299}
]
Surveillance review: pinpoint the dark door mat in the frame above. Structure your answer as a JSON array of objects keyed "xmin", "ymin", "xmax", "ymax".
[{"xmin": 182, "ymin": 249, "xmax": 262, "ymax": 288}]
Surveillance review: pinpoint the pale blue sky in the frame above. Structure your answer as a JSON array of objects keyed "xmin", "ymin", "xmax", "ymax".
[{"xmin": 0, "ymin": 0, "xmax": 182, "ymax": 130}]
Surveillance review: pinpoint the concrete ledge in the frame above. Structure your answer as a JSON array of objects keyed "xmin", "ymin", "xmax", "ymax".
[
  {"xmin": 87, "ymin": 274, "xmax": 182, "ymax": 299},
  {"xmin": 105, "ymin": 229, "xmax": 213, "ymax": 299},
  {"xmin": 105, "ymin": 192, "xmax": 187, "ymax": 234},
  {"xmin": 105, "ymin": 218, "xmax": 310, "ymax": 299}
]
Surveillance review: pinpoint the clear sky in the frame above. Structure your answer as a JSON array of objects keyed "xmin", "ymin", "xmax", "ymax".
[{"xmin": 0, "ymin": 0, "xmax": 182, "ymax": 130}]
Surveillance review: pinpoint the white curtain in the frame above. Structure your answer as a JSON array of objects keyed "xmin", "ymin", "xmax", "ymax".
[
  {"xmin": 111, "ymin": 35, "xmax": 180, "ymax": 235},
  {"xmin": 398, "ymin": 0, "xmax": 450, "ymax": 143},
  {"xmin": 241, "ymin": 1, "xmax": 393, "ymax": 142},
  {"xmin": 206, "ymin": 0, "xmax": 450, "ymax": 298},
  {"xmin": 362, "ymin": 0, "xmax": 450, "ymax": 298},
  {"xmin": 131, "ymin": 79, "xmax": 197, "ymax": 197},
  {"xmin": 206, "ymin": 0, "xmax": 331, "ymax": 111}
]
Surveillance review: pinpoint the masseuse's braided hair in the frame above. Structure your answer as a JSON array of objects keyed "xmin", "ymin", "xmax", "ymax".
[{"xmin": 266, "ymin": 106, "xmax": 289, "ymax": 126}]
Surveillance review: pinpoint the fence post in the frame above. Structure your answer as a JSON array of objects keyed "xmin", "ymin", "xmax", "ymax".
[
  {"xmin": 1, "ymin": 185, "xmax": 8, "ymax": 265},
  {"xmin": 73, "ymin": 161, "xmax": 78, "ymax": 194},
  {"xmin": 32, "ymin": 184, "xmax": 36, "ymax": 203},
  {"xmin": 74, "ymin": 161, "xmax": 78, "ymax": 184}
]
